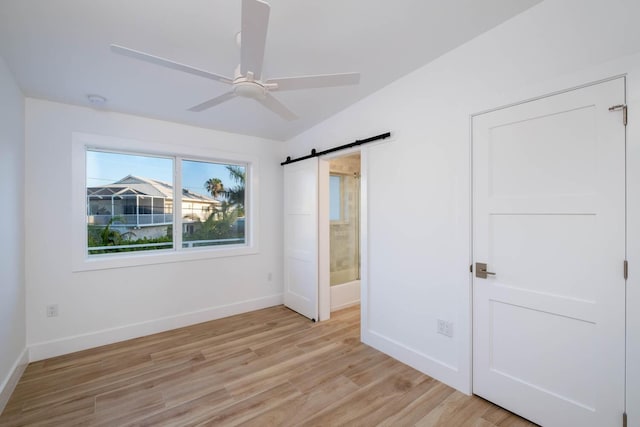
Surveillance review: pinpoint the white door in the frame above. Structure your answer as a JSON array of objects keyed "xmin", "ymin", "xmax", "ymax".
[
  {"xmin": 472, "ymin": 78, "xmax": 626, "ymax": 427},
  {"xmin": 284, "ymin": 158, "xmax": 319, "ymax": 321}
]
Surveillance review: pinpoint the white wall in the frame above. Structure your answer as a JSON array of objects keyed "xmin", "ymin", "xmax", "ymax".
[
  {"xmin": 0, "ymin": 55, "xmax": 27, "ymax": 410},
  {"xmin": 285, "ymin": 0, "xmax": 640, "ymax": 421},
  {"xmin": 25, "ymin": 99, "xmax": 285, "ymax": 360}
]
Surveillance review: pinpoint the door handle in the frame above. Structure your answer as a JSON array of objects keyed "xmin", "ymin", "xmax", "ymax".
[{"xmin": 475, "ymin": 262, "xmax": 496, "ymax": 279}]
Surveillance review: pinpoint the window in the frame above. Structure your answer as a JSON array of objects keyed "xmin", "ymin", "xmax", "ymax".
[
  {"xmin": 73, "ymin": 133, "xmax": 257, "ymax": 271},
  {"xmin": 329, "ymin": 174, "xmax": 344, "ymax": 222},
  {"xmin": 86, "ymin": 151, "xmax": 174, "ymax": 255},
  {"xmin": 181, "ymin": 159, "xmax": 245, "ymax": 248}
]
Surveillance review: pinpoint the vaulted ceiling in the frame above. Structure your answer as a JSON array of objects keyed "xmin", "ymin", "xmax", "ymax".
[{"xmin": 0, "ymin": 0, "xmax": 541, "ymax": 140}]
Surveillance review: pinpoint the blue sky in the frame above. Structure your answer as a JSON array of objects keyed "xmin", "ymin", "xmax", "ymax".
[{"xmin": 86, "ymin": 151, "xmax": 243, "ymax": 196}]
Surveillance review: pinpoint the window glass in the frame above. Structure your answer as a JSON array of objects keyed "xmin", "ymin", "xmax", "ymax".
[
  {"xmin": 182, "ymin": 160, "xmax": 246, "ymax": 248},
  {"xmin": 329, "ymin": 174, "xmax": 342, "ymax": 221},
  {"xmin": 86, "ymin": 150, "xmax": 173, "ymax": 254}
]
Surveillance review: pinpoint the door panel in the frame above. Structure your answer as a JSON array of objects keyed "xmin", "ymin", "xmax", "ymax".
[
  {"xmin": 488, "ymin": 106, "xmax": 597, "ymax": 198},
  {"xmin": 490, "ymin": 214, "xmax": 597, "ymax": 299},
  {"xmin": 489, "ymin": 300, "xmax": 596, "ymax": 408},
  {"xmin": 284, "ymin": 158, "xmax": 319, "ymax": 321},
  {"xmin": 473, "ymin": 78, "xmax": 625, "ymax": 427}
]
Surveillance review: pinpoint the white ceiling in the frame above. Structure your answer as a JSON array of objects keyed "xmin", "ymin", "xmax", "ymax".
[{"xmin": 0, "ymin": 0, "xmax": 541, "ymax": 141}]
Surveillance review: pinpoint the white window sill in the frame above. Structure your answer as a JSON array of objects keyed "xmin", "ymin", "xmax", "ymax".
[{"xmin": 73, "ymin": 244, "xmax": 258, "ymax": 272}]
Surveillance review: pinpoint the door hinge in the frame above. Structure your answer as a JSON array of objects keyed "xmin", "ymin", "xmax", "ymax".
[
  {"xmin": 470, "ymin": 264, "xmax": 473, "ymax": 273},
  {"xmin": 609, "ymin": 104, "xmax": 628, "ymax": 126},
  {"xmin": 624, "ymin": 260, "xmax": 629, "ymax": 280},
  {"xmin": 623, "ymin": 411, "xmax": 627, "ymax": 427}
]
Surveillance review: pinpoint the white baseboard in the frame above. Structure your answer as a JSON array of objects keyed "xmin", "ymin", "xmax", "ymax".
[
  {"xmin": 362, "ymin": 328, "xmax": 467, "ymax": 393},
  {"xmin": 29, "ymin": 294, "xmax": 284, "ymax": 362},
  {"xmin": 0, "ymin": 347, "xmax": 28, "ymax": 415}
]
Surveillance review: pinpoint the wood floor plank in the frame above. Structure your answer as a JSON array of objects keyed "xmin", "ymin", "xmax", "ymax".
[
  {"xmin": 276, "ymin": 375, "xmax": 361, "ymax": 427},
  {"xmin": 280, "ymin": 341, "xmax": 376, "ymax": 393},
  {"xmin": 237, "ymin": 392, "xmax": 312, "ymax": 427},
  {"xmin": 481, "ymin": 404, "xmax": 539, "ymax": 427},
  {"xmin": 0, "ymin": 395, "xmax": 95, "ymax": 427},
  {"xmin": 357, "ymin": 376, "xmax": 440, "ymax": 425},
  {"xmin": 17, "ymin": 355, "xmax": 188, "ymax": 414},
  {"xmin": 187, "ymin": 382, "xmax": 302, "ymax": 427},
  {"xmin": 377, "ymin": 381, "xmax": 457, "ymax": 426},
  {"xmin": 0, "ymin": 305, "xmax": 536, "ymax": 426},
  {"xmin": 299, "ymin": 361, "xmax": 428, "ymax": 426},
  {"xmin": 415, "ymin": 391, "xmax": 505, "ymax": 427},
  {"xmin": 224, "ymin": 342, "xmax": 344, "ymax": 400},
  {"xmin": 121, "ymin": 388, "xmax": 233, "ymax": 427}
]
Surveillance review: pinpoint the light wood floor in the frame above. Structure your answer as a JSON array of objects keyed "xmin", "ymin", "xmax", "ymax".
[{"xmin": 0, "ymin": 305, "xmax": 537, "ymax": 426}]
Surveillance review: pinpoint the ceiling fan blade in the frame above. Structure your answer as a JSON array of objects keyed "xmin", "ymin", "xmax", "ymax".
[
  {"xmin": 267, "ymin": 72, "xmax": 360, "ymax": 91},
  {"xmin": 258, "ymin": 93, "xmax": 298, "ymax": 121},
  {"xmin": 111, "ymin": 44, "xmax": 233, "ymax": 85},
  {"xmin": 188, "ymin": 91, "xmax": 237, "ymax": 112},
  {"xmin": 240, "ymin": 0, "xmax": 270, "ymax": 79}
]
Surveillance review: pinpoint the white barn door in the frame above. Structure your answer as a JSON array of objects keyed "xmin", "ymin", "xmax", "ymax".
[
  {"xmin": 284, "ymin": 158, "xmax": 319, "ymax": 321},
  {"xmin": 472, "ymin": 78, "xmax": 626, "ymax": 427}
]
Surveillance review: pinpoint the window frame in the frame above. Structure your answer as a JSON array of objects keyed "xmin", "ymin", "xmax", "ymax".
[{"xmin": 72, "ymin": 132, "xmax": 259, "ymax": 272}]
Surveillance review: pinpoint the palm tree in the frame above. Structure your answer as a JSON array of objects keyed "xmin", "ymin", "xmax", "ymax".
[
  {"xmin": 226, "ymin": 165, "xmax": 245, "ymax": 185},
  {"xmin": 205, "ymin": 177, "xmax": 224, "ymax": 199},
  {"xmin": 204, "ymin": 166, "xmax": 245, "ymax": 221},
  {"xmin": 225, "ymin": 165, "xmax": 245, "ymax": 215}
]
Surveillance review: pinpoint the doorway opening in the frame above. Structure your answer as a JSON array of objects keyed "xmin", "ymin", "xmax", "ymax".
[{"xmin": 328, "ymin": 152, "xmax": 361, "ymax": 312}]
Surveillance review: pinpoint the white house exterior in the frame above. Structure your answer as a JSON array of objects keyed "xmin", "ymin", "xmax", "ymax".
[{"xmin": 87, "ymin": 175, "xmax": 220, "ymax": 239}]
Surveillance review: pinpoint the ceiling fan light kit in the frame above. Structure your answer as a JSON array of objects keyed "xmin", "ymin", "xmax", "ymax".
[
  {"xmin": 110, "ymin": 0, "xmax": 360, "ymax": 120},
  {"xmin": 233, "ymin": 80, "xmax": 266, "ymax": 99},
  {"xmin": 232, "ymin": 68, "xmax": 272, "ymax": 99}
]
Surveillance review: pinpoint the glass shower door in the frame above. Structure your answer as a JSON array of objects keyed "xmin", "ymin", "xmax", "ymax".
[{"xmin": 329, "ymin": 173, "xmax": 360, "ymax": 286}]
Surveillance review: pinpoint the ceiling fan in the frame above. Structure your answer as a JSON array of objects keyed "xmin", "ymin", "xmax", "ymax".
[{"xmin": 111, "ymin": 0, "xmax": 360, "ymax": 121}]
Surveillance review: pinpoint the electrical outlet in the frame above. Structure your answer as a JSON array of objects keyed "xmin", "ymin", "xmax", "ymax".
[
  {"xmin": 46, "ymin": 304, "xmax": 59, "ymax": 317},
  {"xmin": 437, "ymin": 319, "xmax": 453, "ymax": 337},
  {"xmin": 267, "ymin": 272, "xmax": 273, "ymax": 281}
]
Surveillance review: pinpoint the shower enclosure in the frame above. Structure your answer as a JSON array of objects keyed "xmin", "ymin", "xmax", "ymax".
[{"xmin": 329, "ymin": 153, "xmax": 361, "ymax": 310}]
